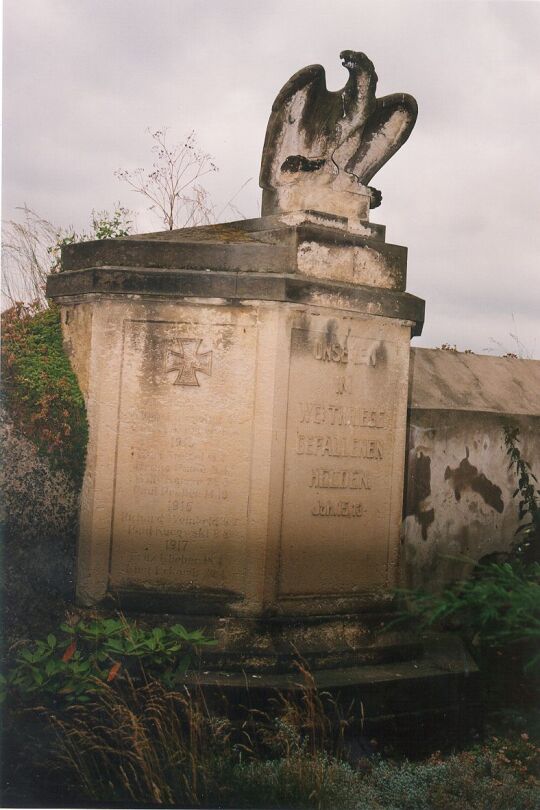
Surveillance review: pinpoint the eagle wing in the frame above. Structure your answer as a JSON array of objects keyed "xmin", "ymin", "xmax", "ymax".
[
  {"xmin": 259, "ymin": 64, "xmax": 327, "ymax": 189},
  {"xmin": 344, "ymin": 93, "xmax": 418, "ymax": 185}
]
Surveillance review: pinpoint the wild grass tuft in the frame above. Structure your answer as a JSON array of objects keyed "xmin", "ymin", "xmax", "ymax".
[{"xmin": 40, "ymin": 671, "xmax": 540, "ymax": 809}]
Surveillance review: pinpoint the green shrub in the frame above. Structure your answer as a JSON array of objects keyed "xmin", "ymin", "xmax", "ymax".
[
  {"xmin": 2, "ymin": 616, "xmax": 216, "ymax": 705},
  {"xmin": 1, "ymin": 205, "xmax": 132, "ymax": 482},
  {"xmin": 393, "ymin": 561, "xmax": 540, "ymax": 670},
  {"xmin": 1, "ymin": 303, "xmax": 88, "ymax": 485}
]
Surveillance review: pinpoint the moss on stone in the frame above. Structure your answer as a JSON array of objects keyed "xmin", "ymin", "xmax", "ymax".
[{"xmin": 1, "ymin": 303, "xmax": 88, "ymax": 486}]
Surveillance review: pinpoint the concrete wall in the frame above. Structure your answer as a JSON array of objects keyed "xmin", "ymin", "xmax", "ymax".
[{"xmin": 402, "ymin": 348, "xmax": 540, "ymax": 589}]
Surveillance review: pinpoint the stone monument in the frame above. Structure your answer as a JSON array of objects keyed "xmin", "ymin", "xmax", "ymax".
[{"xmin": 47, "ymin": 51, "xmax": 477, "ymax": 729}]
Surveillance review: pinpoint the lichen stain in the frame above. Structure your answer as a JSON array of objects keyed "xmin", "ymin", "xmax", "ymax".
[
  {"xmin": 291, "ymin": 312, "xmax": 313, "ymax": 354},
  {"xmin": 371, "ymin": 339, "xmax": 387, "ymax": 367},
  {"xmin": 214, "ymin": 325, "xmax": 236, "ymax": 352},
  {"xmin": 281, "ymin": 154, "xmax": 326, "ymax": 173},
  {"xmin": 405, "ymin": 450, "xmax": 435, "ymax": 540},
  {"xmin": 444, "ymin": 448, "xmax": 504, "ymax": 513},
  {"xmin": 150, "ymin": 223, "xmax": 253, "ymax": 243},
  {"xmin": 324, "ymin": 318, "xmax": 339, "ymax": 343}
]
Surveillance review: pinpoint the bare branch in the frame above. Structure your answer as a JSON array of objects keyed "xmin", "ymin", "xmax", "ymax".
[{"xmin": 115, "ymin": 128, "xmax": 218, "ymax": 230}]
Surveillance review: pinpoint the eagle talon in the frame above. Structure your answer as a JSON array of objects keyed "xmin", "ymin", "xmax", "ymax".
[
  {"xmin": 281, "ymin": 155, "xmax": 326, "ymax": 174},
  {"xmin": 368, "ymin": 187, "xmax": 382, "ymax": 209}
]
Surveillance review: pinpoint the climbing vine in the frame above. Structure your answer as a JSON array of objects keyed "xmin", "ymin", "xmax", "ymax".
[{"xmin": 504, "ymin": 423, "xmax": 540, "ymax": 563}]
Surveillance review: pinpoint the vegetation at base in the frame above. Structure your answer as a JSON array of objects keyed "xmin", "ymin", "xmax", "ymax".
[
  {"xmin": 6, "ymin": 676, "xmax": 537, "ymax": 809},
  {"xmin": 1, "ymin": 615, "xmax": 215, "ymax": 706},
  {"xmin": 226, "ymin": 739, "xmax": 540, "ymax": 810},
  {"xmin": 393, "ymin": 561, "xmax": 540, "ymax": 669},
  {"xmin": 1, "ymin": 303, "xmax": 88, "ymax": 485}
]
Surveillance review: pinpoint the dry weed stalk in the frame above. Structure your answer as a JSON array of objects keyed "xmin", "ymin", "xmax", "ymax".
[
  {"xmin": 242, "ymin": 660, "xmax": 354, "ymax": 759},
  {"xmin": 45, "ymin": 662, "xmax": 360, "ymax": 807},
  {"xmin": 49, "ymin": 676, "xmax": 233, "ymax": 805},
  {"xmin": 1, "ymin": 206, "xmax": 62, "ymax": 309}
]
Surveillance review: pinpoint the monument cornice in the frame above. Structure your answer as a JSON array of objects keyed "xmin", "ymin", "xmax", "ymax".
[
  {"xmin": 47, "ymin": 266, "xmax": 424, "ymax": 335},
  {"xmin": 58, "ymin": 218, "xmax": 401, "ymax": 277},
  {"xmin": 48, "ymin": 210, "xmax": 423, "ymax": 333}
]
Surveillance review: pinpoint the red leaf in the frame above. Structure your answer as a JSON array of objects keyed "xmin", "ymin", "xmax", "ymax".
[
  {"xmin": 62, "ymin": 641, "xmax": 77, "ymax": 662},
  {"xmin": 107, "ymin": 662, "xmax": 121, "ymax": 682}
]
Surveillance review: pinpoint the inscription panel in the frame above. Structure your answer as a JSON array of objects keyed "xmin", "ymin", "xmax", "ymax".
[
  {"xmin": 278, "ymin": 322, "xmax": 404, "ymax": 596},
  {"xmin": 109, "ymin": 317, "xmax": 256, "ymax": 594}
]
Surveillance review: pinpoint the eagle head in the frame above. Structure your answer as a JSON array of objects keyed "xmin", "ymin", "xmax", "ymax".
[{"xmin": 339, "ymin": 50, "xmax": 378, "ymax": 83}]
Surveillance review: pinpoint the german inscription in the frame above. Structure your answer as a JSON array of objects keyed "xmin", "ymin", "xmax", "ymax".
[{"xmin": 278, "ymin": 322, "xmax": 402, "ymax": 597}]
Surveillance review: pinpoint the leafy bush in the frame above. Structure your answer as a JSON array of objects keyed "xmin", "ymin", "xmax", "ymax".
[
  {"xmin": 2, "ymin": 616, "xmax": 215, "ymax": 705},
  {"xmin": 48, "ymin": 205, "xmax": 132, "ymax": 271},
  {"xmin": 394, "ymin": 561, "xmax": 540, "ymax": 670},
  {"xmin": 1, "ymin": 303, "xmax": 88, "ymax": 484}
]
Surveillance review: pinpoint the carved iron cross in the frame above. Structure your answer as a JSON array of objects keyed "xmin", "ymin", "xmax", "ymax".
[{"xmin": 167, "ymin": 338, "xmax": 212, "ymax": 386}]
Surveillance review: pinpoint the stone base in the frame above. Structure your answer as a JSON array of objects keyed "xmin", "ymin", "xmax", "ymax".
[
  {"xmin": 49, "ymin": 291, "xmax": 422, "ymax": 612},
  {"xmin": 77, "ymin": 601, "xmax": 481, "ymax": 748},
  {"xmin": 103, "ymin": 604, "xmax": 424, "ymax": 673},
  {"xmin": 42, "ymin": 211, "xmax": 482, "ymax": 745},
  {"xmin": 186, "ymin": 634, "xmax": 481, "ymax": 753}
]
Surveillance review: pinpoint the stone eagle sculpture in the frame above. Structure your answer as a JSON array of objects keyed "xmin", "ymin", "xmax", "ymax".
[{"xmin": 260, "ymin": 50, "xmax": 417, "ymax": 221}]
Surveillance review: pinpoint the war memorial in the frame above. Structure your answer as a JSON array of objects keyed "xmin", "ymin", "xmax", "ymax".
[{"xmin": 45, "ymin": 49, "xmax": 540, "ymax": 731}]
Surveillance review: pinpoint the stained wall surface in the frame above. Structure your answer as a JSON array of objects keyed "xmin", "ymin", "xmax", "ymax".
[{"xmin": 403, "ymin": 348, "xmax": 540, "ymax": 589}]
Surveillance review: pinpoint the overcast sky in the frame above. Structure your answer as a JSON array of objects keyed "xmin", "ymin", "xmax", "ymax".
[{"xmin": 3, "ymin": 0, "xmax": 539, "ymax": 356}]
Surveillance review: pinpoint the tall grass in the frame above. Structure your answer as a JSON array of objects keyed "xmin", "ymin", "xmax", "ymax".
[
  {"xmin": 49, "ymin": 677, "xmax": 233, "ymax": 805},
  {"xmin": 48, "ymin": 664, "xmax": 353, "ymax": 805},
  {"xmin": 42, "ymin": 670, "xmax": 539, "ymax": 809}
]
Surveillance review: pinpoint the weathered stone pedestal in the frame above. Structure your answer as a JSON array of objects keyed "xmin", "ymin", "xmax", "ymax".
[{"xmin": 47, "ymin": 211, "xmax": 478, "ymax": 734}]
